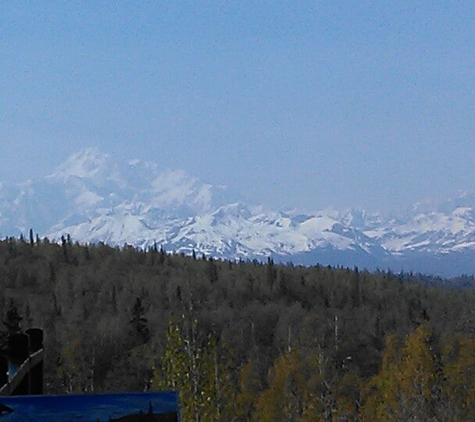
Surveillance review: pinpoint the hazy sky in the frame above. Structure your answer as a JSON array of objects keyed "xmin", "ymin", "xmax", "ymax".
[{"xmin": 1, "ymin": 2, "xmax": 474, "ymax": 214}]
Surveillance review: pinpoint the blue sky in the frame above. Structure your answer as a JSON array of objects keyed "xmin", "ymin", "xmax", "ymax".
[{"xmin": 1, "ymin": 2, "xmax": 474, "ymax": 214}]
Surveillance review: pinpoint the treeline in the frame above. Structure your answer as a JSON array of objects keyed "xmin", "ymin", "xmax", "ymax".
[{"xmin": 0, "ymin": 235, "xmax": 475, "ymax": 420}]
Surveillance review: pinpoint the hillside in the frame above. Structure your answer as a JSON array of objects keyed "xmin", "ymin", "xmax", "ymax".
[{"xmin": 1, "ymin": 237, "xmax": 475, "ymax": 419}]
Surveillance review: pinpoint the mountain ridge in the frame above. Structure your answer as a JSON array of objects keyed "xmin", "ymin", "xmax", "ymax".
[{"xmin": 0, "ymin": 148, "xmax": 474, "ymax": 277}]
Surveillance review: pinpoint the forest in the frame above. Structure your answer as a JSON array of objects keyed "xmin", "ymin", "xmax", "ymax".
[{"xmin": 0, "ymin": 234, "xmax": 475, "ymax": 421}]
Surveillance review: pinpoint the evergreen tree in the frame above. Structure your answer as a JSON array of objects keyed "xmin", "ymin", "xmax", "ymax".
[
  {"xmin": 4, "ymin": 301, "xmax": 22, "ymax": 333},
  {"xmin": 130, "ymin": 297, "xmax": 150, "ymax": 344}
]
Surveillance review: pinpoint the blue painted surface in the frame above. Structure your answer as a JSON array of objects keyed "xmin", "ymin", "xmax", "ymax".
[{"xmin": 0, "ymin": 391, "xmax": 179, "ymax": 421}]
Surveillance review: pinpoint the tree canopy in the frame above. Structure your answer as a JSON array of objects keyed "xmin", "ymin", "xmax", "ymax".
[{"xmin": 0, "ymin": 235, "xmax": 474, "ymax": 420}]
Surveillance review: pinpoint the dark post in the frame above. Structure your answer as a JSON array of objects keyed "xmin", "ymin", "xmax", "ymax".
[{"xmin": 26, "ymin": 329, "xmax": 44, "ymax": 394}]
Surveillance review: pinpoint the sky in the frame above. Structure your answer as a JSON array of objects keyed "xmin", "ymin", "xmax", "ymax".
[{"xmin": 1, "ymin": 2, "xmax": 474, "ymax": 215}]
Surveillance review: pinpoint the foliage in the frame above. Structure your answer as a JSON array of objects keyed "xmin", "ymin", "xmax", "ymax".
[{"xmin": 0, "ymin": 236, "xmax": 474, "ymax": 420}]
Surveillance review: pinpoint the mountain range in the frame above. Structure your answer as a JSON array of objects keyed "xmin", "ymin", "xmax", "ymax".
[{"xmin": 0, "ymin": 148, "xmax": 474, "ymax": 278}]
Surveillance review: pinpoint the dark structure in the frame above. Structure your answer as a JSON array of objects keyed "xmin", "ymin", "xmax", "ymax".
[
  {"xmin": 0, "ymin": 326, "xmax": 180, "ymax": 420},
  {"xmin": 0, "ymin": 328, "xmax": 44, "ymax": 395},
  {"xmin": 0, "ymin": 392, "xmax": 180, "ymax": 421}
]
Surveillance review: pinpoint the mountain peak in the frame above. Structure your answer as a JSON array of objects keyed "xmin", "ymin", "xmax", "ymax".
[
  {"xmin": 2, "ymin": 148, "xmax": 475, "ymax": 277},
  {"xmin": 48, "ymin": 147, "xmax": 113, "ymax": 180},
  {"xmin": 411, "ymin": 190, "xmax": 475, "ymax": 215}
]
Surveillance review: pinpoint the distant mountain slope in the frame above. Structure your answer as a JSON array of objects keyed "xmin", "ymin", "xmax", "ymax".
[{"xmin": 0, "ymin": 148, "xmax": 474, "ymax": 277}]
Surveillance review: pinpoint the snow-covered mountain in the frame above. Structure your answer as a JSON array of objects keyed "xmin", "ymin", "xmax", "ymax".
[{"xmin": 1, "ymin": 148, "xmax": 474, "ymax": 277}]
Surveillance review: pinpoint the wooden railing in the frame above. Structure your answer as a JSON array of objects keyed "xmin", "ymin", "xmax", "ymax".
[{"xmin": 0, "ymin": 348, "xmax": 43, "ymax": 395}]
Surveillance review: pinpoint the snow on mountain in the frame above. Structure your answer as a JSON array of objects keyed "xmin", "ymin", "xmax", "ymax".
[
  {"xmin": 48, "ymin": 147, "xmax": 115, "ymax": 180},
  {"xmin": 376, "ymin": 207, "xmax": 475, "ymax": 254},
  {"xmin": 1, "ymin": 148, "xmax": 475, "ymax": 277}
]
